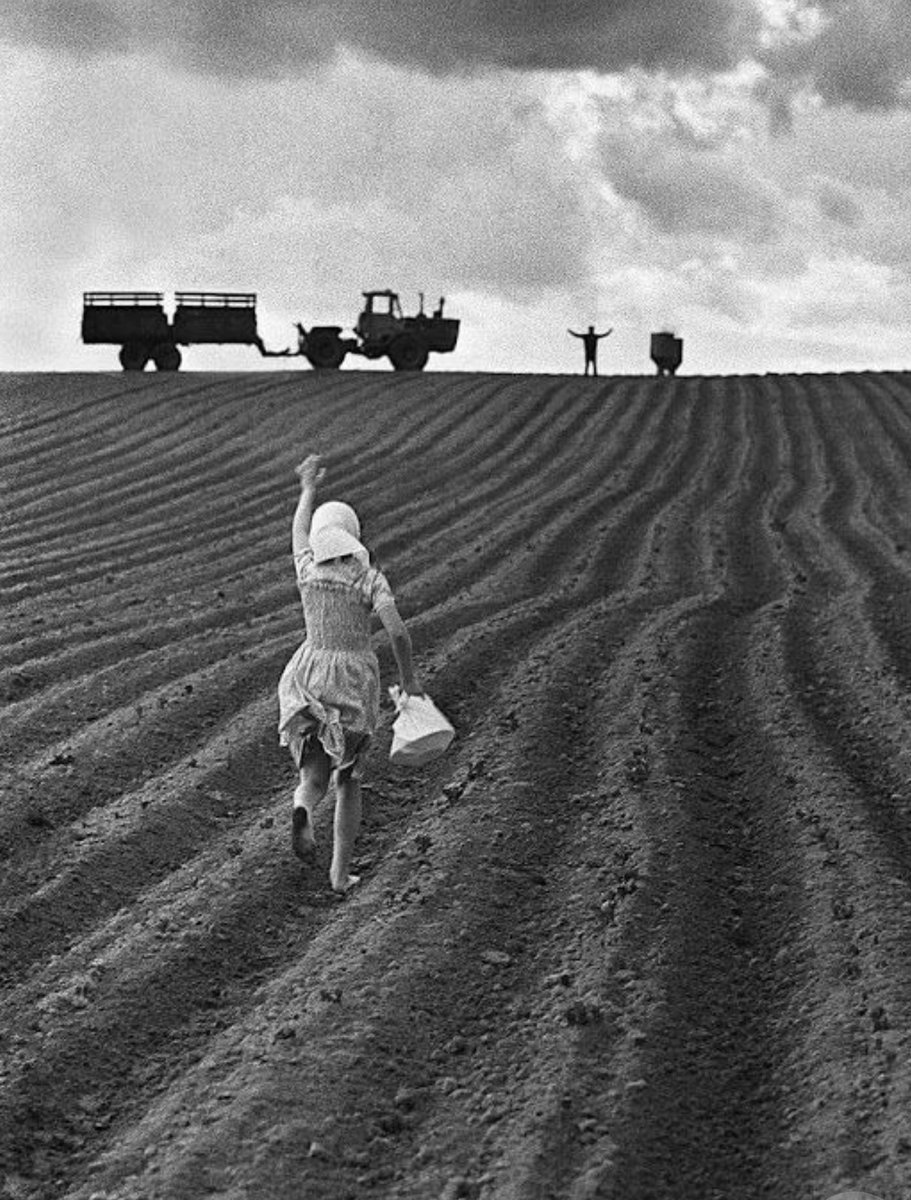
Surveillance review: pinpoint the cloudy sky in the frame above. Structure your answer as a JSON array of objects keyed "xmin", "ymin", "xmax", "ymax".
[{"xmin": 1, "ymin": 0, "xmax": 910, "ymax": 375}]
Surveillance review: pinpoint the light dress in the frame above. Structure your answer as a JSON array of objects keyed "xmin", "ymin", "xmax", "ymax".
[{"xmin": 278, "ymin": 547, "xmax": 396, "ymax": 774}]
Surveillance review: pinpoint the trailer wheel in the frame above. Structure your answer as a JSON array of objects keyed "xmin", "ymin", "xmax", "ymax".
[
  {"xmin": 389, "ymin": 333, "xmax": 428, "ymax": 371},
  {"xmin": 119, "ymin": 343, "xmax": 150, "ymax": 371},
  {"xmin": 152, "ymin": 343, "xmax": 182, "ymax": 371},
  {"xmin": 305, "ymin": 330, "xmax": 346, "ymax": 370}
]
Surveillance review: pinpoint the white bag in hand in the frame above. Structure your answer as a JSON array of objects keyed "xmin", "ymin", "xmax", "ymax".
[{"xmin": 389, "ymin": 686, "xmax": 455, "ymax": 767}]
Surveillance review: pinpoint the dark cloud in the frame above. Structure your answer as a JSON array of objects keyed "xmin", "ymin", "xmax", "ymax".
[
  {"xmin": 763, "ymin": 0, "xmax": 911, "ymax": 110},
  {"xmin": 5, "ymin": 0, "xmax": 128, "ymax": 55},
  {"xmin": 344, "ymin": 0, "xmax": 762, "ymax": 75},
  {"xmin": 3, "ymin": 1, "xmax": 909, "ymax": 115},
  {"xmin": 604, "ymin": 137, "xmax": 784, "ymax": 243},
  {"xmin": 815, "ymin": 178, "xmax": 863, "ymax": 227},
  {"xmin": 0, "ymin": 0, "xmax": 760, "ymax": 78},
  {"xmin": 3, "ymin": 0, "xmax": 149, "ymax": 61}
]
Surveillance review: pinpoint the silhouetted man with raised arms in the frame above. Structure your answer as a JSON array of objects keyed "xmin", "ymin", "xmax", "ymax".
[{"xmin": 568, "ymin": 325, "xmax": 612, "ymax": 376}]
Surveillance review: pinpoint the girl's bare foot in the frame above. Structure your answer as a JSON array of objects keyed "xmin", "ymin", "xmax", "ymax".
[
  {"xmin": 330, "ymin": 871, "xmax": 361, "ymax": 894},
  {"xmin": 291, "ymin": 806, "xmax": 316, "ymax": 860}
]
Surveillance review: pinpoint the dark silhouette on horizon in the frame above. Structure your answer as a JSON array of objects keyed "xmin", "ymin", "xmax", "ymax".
[
  {"xmin": 568, "ymin": 324, "xmax": 612, "ymax": 376},
  {"xmin": 650, "ymin": 331, "xmax": 683, "ymax": 376}
]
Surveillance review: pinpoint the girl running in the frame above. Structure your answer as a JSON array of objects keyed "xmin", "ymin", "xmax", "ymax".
[{"xmin": 277, "ymin": 454, "xmax": 422, "ymax": 893}]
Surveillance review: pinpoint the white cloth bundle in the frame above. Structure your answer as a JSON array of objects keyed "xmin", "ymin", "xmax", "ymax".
[{"xmin": 388, "ymin": 686, "xmax": 455, "ymax": 767}]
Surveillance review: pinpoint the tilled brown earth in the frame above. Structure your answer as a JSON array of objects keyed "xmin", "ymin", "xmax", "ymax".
[{"xmin": 2, "ymin": 369, "xmax": 911, "ymax": 1200}]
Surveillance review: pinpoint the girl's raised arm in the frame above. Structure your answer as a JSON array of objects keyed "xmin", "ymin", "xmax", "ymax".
[{"xmin": 291, "ymin": 454, "xmax": 324, "ymax": 557}]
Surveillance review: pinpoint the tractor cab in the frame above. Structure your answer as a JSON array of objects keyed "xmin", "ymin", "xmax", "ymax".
[{"xmin": 356, "ymin": 290, "xmax": 404, "ymax": 345}]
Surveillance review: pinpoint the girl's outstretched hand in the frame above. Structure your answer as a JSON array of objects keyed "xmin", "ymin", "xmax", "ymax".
[{"xmin": 295, "ymin": 454, "xmax": 325, "ymax": 488}]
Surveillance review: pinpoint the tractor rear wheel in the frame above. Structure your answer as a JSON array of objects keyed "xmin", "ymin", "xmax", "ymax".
[
  {"xmin": 152, "ymin": 342, "xmax": 182, "ymax": 371},
  {"xmin": 305, "ymin": 330, "xmax": 346, "ymax": 370},
  {"xmin": 119, "ymin": 343, "xmax": 150, "ymax": 371},
  {"xmin": 389, "ymin": 333, "xmax": 429, "ymax": 371}
]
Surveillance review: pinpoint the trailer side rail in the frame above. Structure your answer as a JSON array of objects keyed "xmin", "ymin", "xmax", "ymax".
[
  {"xmin": 83, "ymin": 292, "xmax": 164, "ymax": 307},
  {"xmin": 174, "ymin": 292, "xmax": 256, "ymax": 308}
]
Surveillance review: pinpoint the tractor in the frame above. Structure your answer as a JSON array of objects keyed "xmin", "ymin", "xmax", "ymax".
[{"xmin": 298, "ymin": 290, "xmax": 460, "ymax": 371}]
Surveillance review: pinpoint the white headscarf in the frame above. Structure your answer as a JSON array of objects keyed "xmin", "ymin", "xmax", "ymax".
[{"xmin": 308, "ymin": 501, "xmax": 369, "ymax": 566}]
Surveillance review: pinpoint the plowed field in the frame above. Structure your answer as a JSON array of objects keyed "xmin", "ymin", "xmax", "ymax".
[{"xmin": 3, "ymin": 369, "xmax": 911, "ymax": 1200}]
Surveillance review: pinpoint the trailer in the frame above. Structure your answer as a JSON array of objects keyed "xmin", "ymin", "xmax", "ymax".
[
  {"xmin": 81, "ymin": 291, "xmax": 264, "ymax": 371},
  {"xmin": 172, "ymin": 292, "xmax": 261, "ymax": 350},
  {"xmin": 82, "ymin": 289, "xmax": 460, "ymax": 372}
]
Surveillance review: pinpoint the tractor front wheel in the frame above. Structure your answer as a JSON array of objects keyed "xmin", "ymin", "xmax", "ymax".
[
  {"xmin": 152, "ymin": 342, "xmax": 182, "ymax": 371},
  {"xmin": 119, "ymin": 343, "xmax": 150, "ymax": 371},
  {"xmin": 389, "ymin": 334, "xmax": 428, "ymax": 371},
  {"xmin": 305, "ymin": 330, "xmax": 346, "ymax": 370}
]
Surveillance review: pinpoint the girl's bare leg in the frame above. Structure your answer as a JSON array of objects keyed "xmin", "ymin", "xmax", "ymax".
[
  {"xmin": 292, "ymin": 749, "xmax": 329, "ymax": 861},
  {"xmin": 330, "ymin": 774, "xmax": 362, "ymax": 892}
]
